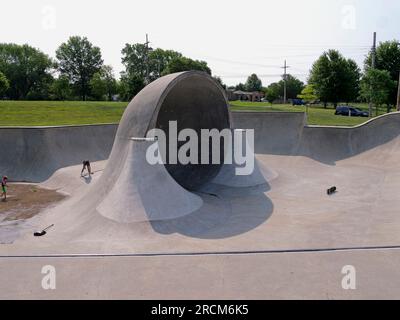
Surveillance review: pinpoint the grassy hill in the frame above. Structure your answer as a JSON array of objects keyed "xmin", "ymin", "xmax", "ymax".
[{"xmin": 0, "ymin": 100, "xmax": 392, "ymax": 127}]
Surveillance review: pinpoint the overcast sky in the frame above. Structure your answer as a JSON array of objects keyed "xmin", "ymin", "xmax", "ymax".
[{"xmin": 0, "ymin": 0, "xmax": 399, "ymax": 86}]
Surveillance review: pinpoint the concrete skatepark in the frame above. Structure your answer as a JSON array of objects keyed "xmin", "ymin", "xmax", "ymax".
[{"xmin": 2, "ymin": 71, "xmax": 400, "ymax": 299}]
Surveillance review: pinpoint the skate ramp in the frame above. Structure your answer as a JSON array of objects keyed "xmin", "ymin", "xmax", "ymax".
[
  {"xmin": 2, "ymin": 72, "xmax": 400, "ymax": 255},
  {"xmin": 74, "ymin": 71, "xmax": 239, "ymax": 223},
  {"xmin": 233, "ymin": 111, "xmax": 400, "ymax": 164},
  {"xmin": 0, "ymin": 124, "xmax": 116, "ymax": 182}
]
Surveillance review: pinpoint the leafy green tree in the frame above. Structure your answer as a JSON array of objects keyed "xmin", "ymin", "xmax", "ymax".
[
  {"xmin": 297, "ymin": 84, "xmax": 318, "ymax": 113},
  {"xmin": 309, "ymin": 50, "xmax": 360, "ymax": 108},
  {"xmin": 298, "ymin": 84, "xmax": 318, "ymax": 103},
  {"xmin": 213, "ymin": 76, "xmax": 226, "ymax": 89},
  {"xmin": 90, "ymin": 65, "xmax": 118, "ymax": 101},
  {"xmin": 50, "ymin": 75, "xmax": 72, "ymax": 100},
  {"xmin": 280, "ymin": 75, "xmax": 305, "ymax": 100},
  {"xmin": 245, "ymin": 74, "xmax": 262, "ymax": 92},
  {"xmin": 118, "ymin": 72, "xmax": 145, "ymax": 101},
  {"xmin": 149, "ymin": 48, "xmax": 182, "ymax": 80},
  {"xmin": 235, "ymin": 83, "xmax": 246, "ymax": 91},
  {"xmin": 265, "ymin": 86, "xmax": 279, "ymax": 104},
  {"xmin": 0, "ymin": 71, "xmax": 9, "ymax": 97},
  {"xmin": 265, "ymin": 82, "xmax": 281, "ymax": 100},
  {"xmin": 56, "ymin": 36, "xmax": 103, "ymax": 100},
  {"xmin": 121, "ymin": 44, "xmax": 206, "ymax": 94},
  {"xmin": 90, "ymin": 72, "xmax": 107, "ymax": 100},
  {"xmin": 121, "ymin": 43, "xmax": 148, "ymax": 80},
  {"xmin": 102, "ymin": 65, "xmax": 117, "ymax": 101},
  {"xmin": 0, "ymin": 43, "xmax": 54, "ymax": 99},
  {"xmin": 344, "ymin": 59, "xmax": 361, "ymax": 103},
  {"xmin": 360, "ymin": 69, "xmax": 396, "ymax": 114},
  {"xmin": 365, "ymin": 40, "xmax": 400, "ymax": 105},
  {"xmin": 265, "ymin": 75, "xmax": 304, "ymax": 100},
  {"xmin": 162, "ymin": 56, "xmax": 211, "ymax": 75}
]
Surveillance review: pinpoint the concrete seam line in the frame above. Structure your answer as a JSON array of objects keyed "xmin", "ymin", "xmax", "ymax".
[{"xmin": 2, "ymin": 245, "xmax": 400, "ymax": 259}]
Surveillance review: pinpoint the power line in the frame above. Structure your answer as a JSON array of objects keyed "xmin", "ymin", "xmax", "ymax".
[{"xmin": 203, "ymin": 56, "xmax": 281, "ymax": 68}]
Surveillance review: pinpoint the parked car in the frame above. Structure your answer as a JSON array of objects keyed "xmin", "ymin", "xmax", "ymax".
[
  {"xmin": 291, "ymin": 99, "xmax": 305, "ymax": 106},
  {"xmin": 335, "ymin": 106, "xmax": 369, "ymax": 117}
]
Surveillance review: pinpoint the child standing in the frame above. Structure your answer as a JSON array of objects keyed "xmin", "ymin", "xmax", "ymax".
[{"xmin": 1, "ymin": 176, "xmax": 8, "ymax": 201}]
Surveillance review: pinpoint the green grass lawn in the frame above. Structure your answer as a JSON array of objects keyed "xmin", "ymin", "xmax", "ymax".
[
  {"xmin": 0, "ymin": 100, "xmax": 394, "ymax": 127},
  {"xmin": 0, "ymin": 100, "xmax": 128, "ymax": 126},
  {"xmin": 230, "ymin": 101, "xmax": 390, "ymax": 126}
]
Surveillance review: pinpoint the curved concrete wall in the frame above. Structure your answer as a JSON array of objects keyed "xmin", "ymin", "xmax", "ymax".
[
  {"xmin": 1, "ymin": 109, "xmax": 400, "ymax": 182},
  {"xmin": 232, "ymin": 111, "xmax": 306, "ymax": 155},
  {"xmin": 0, "ymin": 124, "xmax": 117, "ymax": 182},
  {"xmin": 233, "ymin": 111, "xmax": 400, "ymax": 164}
]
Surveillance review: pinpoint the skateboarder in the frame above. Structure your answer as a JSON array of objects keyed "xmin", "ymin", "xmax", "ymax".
[
  {"xmin": 1, "ymin": 176, "xmax": 8, "ymax": 201},
  {"xmin": 81, "ymin": 160, "xmax": 93, "ymax": 177}
]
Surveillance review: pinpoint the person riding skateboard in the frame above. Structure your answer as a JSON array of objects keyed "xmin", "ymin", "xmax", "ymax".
[
  {"xmin": 81, "ymin": 160, "xmax": 93, "ymax": 177},
  {"xmin": 1, "ymin": 176, "xmax": 8, "ymax": 201}
]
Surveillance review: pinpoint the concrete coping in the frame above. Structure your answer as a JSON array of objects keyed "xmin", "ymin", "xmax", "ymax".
[{"xmin": 307, "ymin": 111, "xmax": 400, "ymax": 129}]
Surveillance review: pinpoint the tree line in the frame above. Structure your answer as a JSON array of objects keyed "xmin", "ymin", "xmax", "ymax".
[
  {"xmin": 0, "ymin": 36, "xmax": 399, "ymax": 109},
  {"xmin": 0, "ymin": 36, "xmax": 211, "ymax": 101},
  {"xmin": 231, "ymin": 40, "xmax": 400, "ymax": 111}
]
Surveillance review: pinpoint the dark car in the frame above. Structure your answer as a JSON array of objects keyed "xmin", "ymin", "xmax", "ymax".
[
  {"xmin": 335, "ymin": 106, "xmax": 369, "ymax": 117},
  {"xmin": 292, "ymin": 99, "xmax": 305, "ymax": 106}
]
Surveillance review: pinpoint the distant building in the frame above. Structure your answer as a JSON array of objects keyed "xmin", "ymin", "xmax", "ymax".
[{"xmin": 226, "ymin": 90, "xmax": 264, "ymax": 102}]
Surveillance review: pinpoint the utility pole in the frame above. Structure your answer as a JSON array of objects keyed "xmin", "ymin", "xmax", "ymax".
[
  {"xmin": 397, "ymin": 71, "xmax": 400, "ymax": 111},
  {"xmin": 281, "ymin": 60, "xmax": 290, "ymax": 104},
  {"xmin": 369, "ymin": 32, "xmax": 377, "ymax": 117},
  {"xmin": 144, "ymin": 33, "xmax": 150, "ymax": 84}
]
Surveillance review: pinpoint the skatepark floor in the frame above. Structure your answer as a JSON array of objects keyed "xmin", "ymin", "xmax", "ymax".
[
  {"xmin": 2, "ymin": 107, "xmax": 400, "ymax": 299},
  {"xmin": 2, "ymin": 136, "xmax": 400, "ymax": 299}
]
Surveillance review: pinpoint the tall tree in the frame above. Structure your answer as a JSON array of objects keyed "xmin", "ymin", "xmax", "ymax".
[
  {"xmin": 0, "ymin": 71, "xmax": 9, "ymax": 97},
  {"xmin": 265, "ymin": 82, "xmax": 281, "ymax": 101},
  {"xmin": 121, "ymin": 43, "xmax": 148, "ymax": 80},
  {"xmin": 90, "ymin": 72, "xmax": 107, "ymax": 100},
  {"xmin": 162, "ymin": 56, "xmax": 211, "ymax": 75},
  {"xmin": 245, "ymin": 74, "xmax": 262, "ymax": 92},
  {"xmin": 0, "ymin": 43, "xmax": 54, "ymax": 99},
  {"xmin": 266, "ymin": 75, "xmax": 304, "ymax": 100},
  {"xmin": 365, "ymin": 40, "xmax": 400, "ymax": 105},
  {"xmin": 56, "ymin": 36, "xmax": 103, "ymax": 100},
  {"xmin": 309, "ymin": 50, "xmax": 360, "ymax": 108},
  {"xmin": 50, "ymin": 75, "xmax": 72, "ymax": 101},
  {"xmin": 265, "ymin": 86, "xmax": 279, "ymax": 104},
  {"xmin": 149, "ymin": 48, "xmax": 182, "ymax": 80},
  {"xmin": 360, "ymin": 69, "xmax": 396, "ymax": 114},
  {"xmin": 121, "ymin": 43, "xmax": 211, "ymax": 99},
  {"xmin": 98, "ymin": 65, "xmax": 117, "ymax": 101},
  {"xmin": 118, "ymin": 72, "xmax": 145, "ymax": 101},
  {"xmin": 344, "ymin": 59, "xmax": 361, "ymax": 103},
  {"xmin": 280, "ymin": 74, "xmax": 305, "ymax": 100},
  {"xmin": 235, "ymin": 83, "xmax": 246, "ymax": 91}
]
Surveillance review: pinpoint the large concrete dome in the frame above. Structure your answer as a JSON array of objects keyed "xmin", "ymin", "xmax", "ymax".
[{"xmin": 117, "ymin": 71, "xmax": 231, "ymax": 190}]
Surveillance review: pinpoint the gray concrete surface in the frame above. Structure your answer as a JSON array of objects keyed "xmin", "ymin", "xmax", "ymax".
[
  {"xmin": 1, "ymin": 72, "xmax": 400, "ymax": 299},
  {"xmin": 0, "ymin": 124, "xmax": 117, "ymax": 182}
]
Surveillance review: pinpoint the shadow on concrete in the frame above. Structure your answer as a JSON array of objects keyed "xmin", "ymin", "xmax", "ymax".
[
  {"xmin": 81, "ymin": 175, "xmax": 92, "ymax": 184},
  {"xmin": 150, "ymin": 183, "xmax": 273, "ymax": 240}
]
